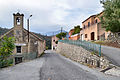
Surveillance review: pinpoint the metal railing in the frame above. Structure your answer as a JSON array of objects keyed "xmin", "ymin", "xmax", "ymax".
[
  {"xmin": 22, "ymin": 52, "xmax": 38, "ymax": 60},
  {"xmin": 58, "ymin": 40, "xmax": 101, "ymax": 56}
]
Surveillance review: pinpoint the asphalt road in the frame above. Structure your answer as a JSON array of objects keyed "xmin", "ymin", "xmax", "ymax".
[
  {"xmin": 101, "ymin": 46, "xmax": 120, "ymax": 66},
  {"xmin": 0, "ymin": 50, "xmax": 120, "ymax": 80},
  {"xmin": 40, "ymin": 51, "xmax": 98, "ymax": 80}
]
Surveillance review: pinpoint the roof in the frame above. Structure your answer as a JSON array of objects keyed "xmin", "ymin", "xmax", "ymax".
[
  {"xmin": 23, "ymin": 29, "xmax": 43, "ymax": 41},
  {"xmin": 82, "ymin": 11, "xmax": 104, "ymax": 23},
  {"xmin": 0, "ymin": 27, "xmax": 44, "ymax": 42},
  {"xmin": 82, "ymin": 15, "xmax": 96, "ymax": 23},
  {"xmin": 95, "ymin": 11, "xmax": 104, "ymax": 17},
  {"xmin": 71, "ymin": 33, "xmax": 80, "ymax": 37},
  {"xmin": 69, "ymin": 29, "xmax": 74, "ymax": 33}
]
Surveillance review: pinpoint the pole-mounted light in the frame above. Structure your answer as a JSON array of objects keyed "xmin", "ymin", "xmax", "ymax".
[
  {"xmin": 27, "ymin": 15, "xmax": 32, "ymax": 42},
  {"xmin": 100, "ymin": 0, "xmax": 105, "ymax": 4}
]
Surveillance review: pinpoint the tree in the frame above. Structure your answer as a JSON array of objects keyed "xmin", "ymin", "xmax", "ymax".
[
  {"xmin": 0, "ymin": 36, "xmax": 15, "ymax": 66},
  {"xmin": 100, "ymin": 0, "xmax": 120, "ymax": 43},
  {"xmin": 72, "ymin": 25, "xmax": 82, "ymax": 35},
  {"xmin": 56, "ymin": 32, "xmax": 67, "ymax": 39}
]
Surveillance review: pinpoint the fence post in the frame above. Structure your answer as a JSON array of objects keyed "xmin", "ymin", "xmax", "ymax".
[{"xmin": 99, "ymin": 45, "xmax": 101, "ymax": 56}]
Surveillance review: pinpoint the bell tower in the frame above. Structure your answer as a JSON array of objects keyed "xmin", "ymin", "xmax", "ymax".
[
  {"xmin": 13, "ymin": 12, "xmax": 24, "ymax": 43},
  {"xmin": 13, "ymin": 12, "xmax": 24, "ymax": 29}
]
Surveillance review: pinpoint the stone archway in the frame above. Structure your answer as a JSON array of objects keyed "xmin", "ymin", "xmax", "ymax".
[{"xmin": 91, "ymin": 32, "xmax": 95, "ymax": 40}]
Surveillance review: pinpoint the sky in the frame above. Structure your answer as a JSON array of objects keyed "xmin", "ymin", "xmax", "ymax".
[{"xmin": 0, "ymin": 0, "xmax": 103, "ymax": 34}]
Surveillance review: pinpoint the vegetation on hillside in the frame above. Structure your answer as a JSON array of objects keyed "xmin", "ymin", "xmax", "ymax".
[
  {"xmin": 0, "ymin": 27, "xmax": 9, "ymax": 36},
  {"xmin": 72, "ymin": 25, "xmax": 82, "ymax": 35},
  {"xmin": 34, "ymin": 33, "xmax": 51, "ymax": 49},
  {"xmin": 56, "ymin": 32, "xmax": 67, "ymax": 39}
]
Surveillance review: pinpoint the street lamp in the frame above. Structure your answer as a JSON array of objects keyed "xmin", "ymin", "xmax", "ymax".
[
  {"xmin": 100, "ymin": 0, "xmax": 105, "ymax": 4},
  {"xmin": 27, "ymin": 15, "xmax": 32, "ymax": 42}
]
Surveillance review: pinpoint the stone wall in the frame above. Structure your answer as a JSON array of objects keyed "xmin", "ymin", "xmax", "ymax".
[{"xmin": 56, "ymin": 42, "xmax": 110, "ymax": 69}]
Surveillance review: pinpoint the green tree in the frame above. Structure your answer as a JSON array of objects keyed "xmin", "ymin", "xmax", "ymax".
[
  {"xmin": 100, "ymin": 0, "xmax": 120, "ymax": 42},
  {"xmin": 56, "ymin": 32, "xmax": 67, "ymax": 39},
  {"xmin": 0, "ymin": 36, "xmax": 15, "ymax": 62},
  {"xmin": 72, "ymin": 25, "xmax": 82, "ymax": 35}
]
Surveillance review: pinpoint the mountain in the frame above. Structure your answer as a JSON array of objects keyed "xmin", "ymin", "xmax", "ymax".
[
  {"xmin": 43, "ymin": 30, "xmax": 68, "ymax": 36},
  {"xmin": 33, "ymin": 33, "xmax": 51, "ymax": 49},
  {"xmin": 0, "ymin": 27, "xmax": 9, "ymax": 36},
  {"xmin": 0, "ymin": 27, "xmax": 52, "ymax": 49}
]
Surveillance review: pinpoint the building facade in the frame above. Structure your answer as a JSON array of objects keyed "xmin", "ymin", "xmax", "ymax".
[
  {"xmin": 51, "ymin": 35, "xmax": 59, "ymax": 50},
  {"xmin": 69, "ymin": 29, "xmax": 80, "ymax": 40},
  {"xmin": 0, "ymin": 12, "xmax": 46, "ymax": 64},
  {"xmin": 80, "ymin": 12, "xmax": 110, "ymax": 41}
]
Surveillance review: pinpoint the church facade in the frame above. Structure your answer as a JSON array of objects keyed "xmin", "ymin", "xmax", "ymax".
[{"xmin": 0, "ymin": 12, "xmax": 46, "ymax": 64}]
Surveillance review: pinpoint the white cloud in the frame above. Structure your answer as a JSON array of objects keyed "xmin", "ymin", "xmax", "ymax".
[{"xmin": 0, "ymin": 0, "xmax": 103, "ymax": 33}]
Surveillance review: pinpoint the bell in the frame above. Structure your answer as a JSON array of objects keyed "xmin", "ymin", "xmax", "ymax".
[{"xmin": 16, "ymin": 17, "xmax": 20, "ymax": 22}]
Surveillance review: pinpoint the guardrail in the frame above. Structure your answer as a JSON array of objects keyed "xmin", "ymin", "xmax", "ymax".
[{"xmin": 58, "ymin": 40, "xmax": 101, "ymax": 56}]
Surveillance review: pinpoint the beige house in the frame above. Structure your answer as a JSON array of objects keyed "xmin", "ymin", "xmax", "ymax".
[
  {"xmin": 0, "ymin": 12, "xmax": 46, "ymax": 64},
  {"xmin": 80, "ymin": 12, "xmax": 110, "ymax": 41},
  {"xmin": 51, "ymin": 36, "xmax": 59, "ymax": 50}
]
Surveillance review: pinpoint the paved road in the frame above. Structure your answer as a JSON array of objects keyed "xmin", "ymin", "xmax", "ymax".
[
  {"xmin": 0, "ymin": 50, "xmax": 120, "ymax": 80},
  {"xmin": 101, "ymin": 46, "xmax": 120, "ymax": 66}
]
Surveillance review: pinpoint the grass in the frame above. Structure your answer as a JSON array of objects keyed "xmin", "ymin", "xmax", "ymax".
[
  {"xmin": 61, "ymin": 53, "xmax": 69, "ymax": 58},
  {"xmin": 93, "ymin": 41, "xmax": 120, "ymax": 48},
  {"xmin": 93, "ymin": 41, "xmax": 105, "ymax": 45},
  {"xmin": 39, "ymin": 52, "xmax": 45, "ymax": 57}
]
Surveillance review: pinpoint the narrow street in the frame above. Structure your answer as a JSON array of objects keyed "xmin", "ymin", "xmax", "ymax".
[
  {"xmin": 101, "ymin": 46, "xmax": 120, "ymax": 66},
  {"xmin": 0, "ymin": 50, "xmax": 120, "ymax": 80}
]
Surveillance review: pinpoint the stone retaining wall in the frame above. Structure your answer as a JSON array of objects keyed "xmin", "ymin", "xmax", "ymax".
[{"xmin": 56, "ymin": 42, "xmax": 110, "ymax": 69}]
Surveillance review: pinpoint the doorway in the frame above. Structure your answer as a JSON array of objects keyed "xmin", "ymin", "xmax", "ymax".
[
  {"xmin": 15, "ymin": 57, "xmax": 22, "ymax": 64},
  {"xmin": 91, "ymin": 32, "xmax": 95, "ymax": 40}
]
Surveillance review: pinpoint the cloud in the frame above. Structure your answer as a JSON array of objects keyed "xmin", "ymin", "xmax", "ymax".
[{"xmin": 0, "ymin": 0, "xmax": 103, "ymax": 33}]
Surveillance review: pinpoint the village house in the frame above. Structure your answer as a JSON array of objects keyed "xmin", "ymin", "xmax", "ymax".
[
  {"xmin": 69, "ymin": 29, "xmax": 80, "ymax": 40},
  {"xmin": 80, "ymin": 12, "xmax": 110, "ymax": 41},
  {"xmin": 51, "ymin": 35, "xmax": 59, "ymax": 50},
  {"xmin": 0, "ymin": 12, "xmax": 46, "ymax": 64}
]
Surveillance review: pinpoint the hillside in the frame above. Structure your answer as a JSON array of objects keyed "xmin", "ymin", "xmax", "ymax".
[
  {"xmin": 33, "ymin": 33, "xmax": 51, "ymax": 49},
  {"xmin": 0, "ymin": 27, "xmax": 51, "ymax": 49},
  {"xmin": 0, "ymin": 27, "xmax": 9, "ymax": 36}
]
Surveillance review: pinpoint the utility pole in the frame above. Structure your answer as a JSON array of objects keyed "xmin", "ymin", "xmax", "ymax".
[
  {"xmin": 61, "ymin": 27, "xmax": 63, "ymax": 33},
  {"xmin": 61, "ymin": 27, "xmax": 63, "ymax": 39},
  {"xmin": 27, "ymin": 19, "xmax": 29, "ymax": 42}
]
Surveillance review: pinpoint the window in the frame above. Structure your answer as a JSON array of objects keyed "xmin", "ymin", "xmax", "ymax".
[
  {"xmin": 16, "ymin": 17, "xmax": 20, "ymax": 25},
  {"xmin": 84, "ymin": 25, "xmax": 86, "ymax": 29},
  {"xmin": 95, "ymin": 19, "xmax": 98, "ymax": 23},
  {"xmin": 88, "ymin": 22, "xmax": 90, "ymax": 27},
  {"xmin": 16, "ymin": 46, "xmax": 21, "ymax": 53},
  {"xmin": 85, "ymin": 34, "xmax": 87, "ymax": 38}
]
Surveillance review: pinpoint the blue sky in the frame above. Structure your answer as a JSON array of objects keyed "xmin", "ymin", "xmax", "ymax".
[{"xmin": 0, "ymin": 0, "xmax": 103, "ymax": 34}]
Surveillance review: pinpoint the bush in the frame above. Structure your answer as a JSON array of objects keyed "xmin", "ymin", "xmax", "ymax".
[
  {"xmin": 0, "ymin": 36, "xmax": 15, "ymax": 68},
  {"xmin": 0, "ymin": 59, "xmax": 13, "ymax": 68},
  {"xmin": 56, "ymin": 32, "xmax": 67, "ymax": 39}
]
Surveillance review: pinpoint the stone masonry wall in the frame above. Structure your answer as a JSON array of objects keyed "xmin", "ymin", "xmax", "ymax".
[{"xmin": 56, "ymin": 42, "xmax": 110, "ymax": 69}]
